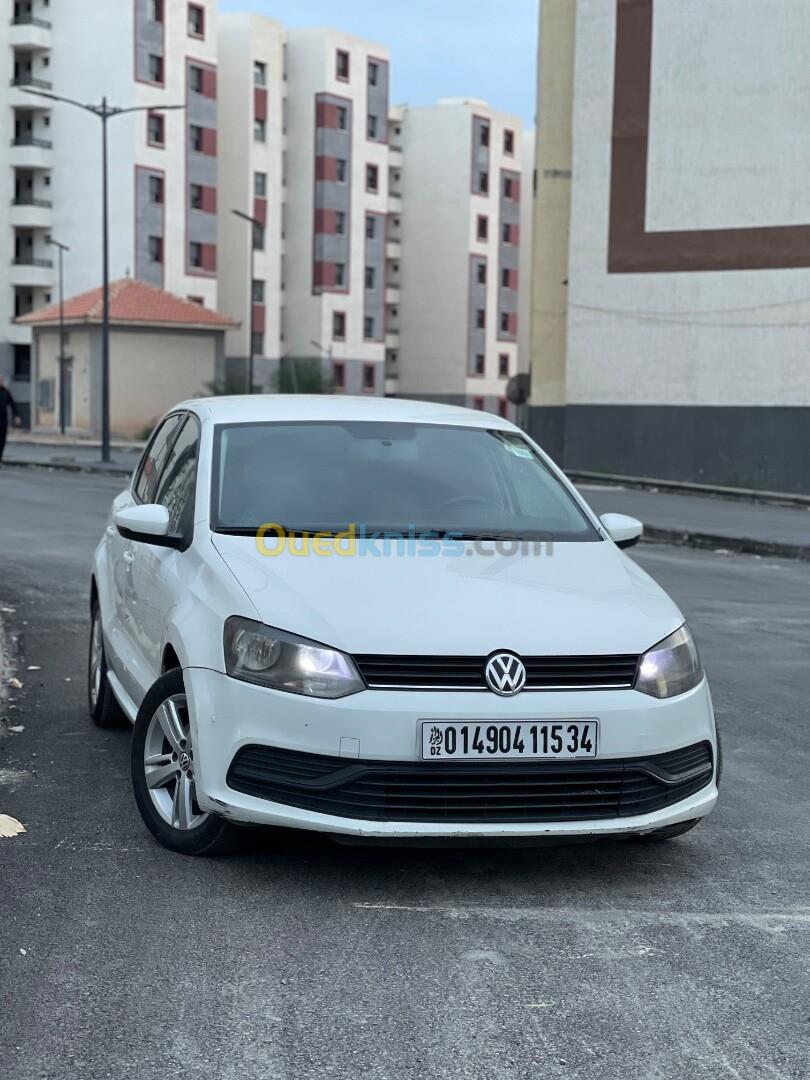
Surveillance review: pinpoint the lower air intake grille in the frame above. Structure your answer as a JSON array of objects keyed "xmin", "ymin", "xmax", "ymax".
[{"xmin": 226, "ymin": 741, "xmax": 714, "ymax": 824}]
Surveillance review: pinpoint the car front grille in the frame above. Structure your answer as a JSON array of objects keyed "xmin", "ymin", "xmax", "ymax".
[
  {"xmin": 226, "ymin": 741, "xmax": 714, "ymax": 824},
  {"xmin": 352, "ymin": 654, "xmax": 640, "ymax": 691}
]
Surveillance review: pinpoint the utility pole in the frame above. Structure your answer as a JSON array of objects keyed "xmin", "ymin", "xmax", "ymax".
[
  {"xmin": 47, "ymin": 237, "xmax": 69, "ymax": 434},
  {"xmin": 23, "ymin": 89, "xmax": 185, "ymax": 460}
]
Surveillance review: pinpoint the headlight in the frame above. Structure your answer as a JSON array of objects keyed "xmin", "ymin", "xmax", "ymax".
[
  {"xmin": 224, "ymin": 617, "xmax": 365, "ymax": 699},
  {"xmin": 634, "ymin": 624, "xmax": 703, "ymax": 699}
]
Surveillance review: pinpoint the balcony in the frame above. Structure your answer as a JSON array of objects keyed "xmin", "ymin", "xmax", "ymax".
[
  {"xmin": 10, "ymin": 138, "xmax": 53, "ymax": 169},
  {"xmin": 389, "ymin": 147, "xmax": 403, "ymax": 169},
  {"xmin": 10, "ymin": 255, "xmax": 54, "ymax": 287},
  {"xmin": 387, "ymin": 192, "xmax": 402, "ymax": 214},
  {"xmin": 10, "ymin": 196, "xmax": 52, "ymax": 228},
  {"xmin": 9, "ymin": 17, "xmax": 52, "ymax": 49},
  {"xmin": 385, "ymin": 286, "xmax": 400, "ymax": 304},
  {"xmin": 385, "ymin": 329, "xmax": 400, "ymax": 347}
]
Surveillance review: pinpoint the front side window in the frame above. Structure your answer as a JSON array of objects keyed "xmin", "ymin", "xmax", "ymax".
[
  {"xmin": 134, "ymin": 414, "xmax": 184, "ymax": 504},
  {"xmin": 154, "ymin": 416, "xmax": 199, "ymax": 539},
  {"xmin": 210, "ymin": 422, "xmax": 600, "ymax": 542}
]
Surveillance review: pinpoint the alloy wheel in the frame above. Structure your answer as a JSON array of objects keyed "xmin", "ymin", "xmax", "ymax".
[{"xmin": 143, "ymin": 694, "xmax": 208, "ymax": 831}]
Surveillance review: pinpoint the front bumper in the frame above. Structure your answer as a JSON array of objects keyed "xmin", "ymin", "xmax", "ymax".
[{"xmin": 184, "ymin": 667, "xmax": 718, "ymax": 838}]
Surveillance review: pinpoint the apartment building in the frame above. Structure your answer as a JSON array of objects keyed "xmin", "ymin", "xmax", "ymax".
[
  {"xmin": 217, "ymin": 13, "xmax": 285, "ymax": 389},
  {"xmin": 392, "ymin": 99, "xmax": 524, "ymax": 417},
  {"xmin": 0, "ymin": 0, "xmax": 219, "ymax": 426}
]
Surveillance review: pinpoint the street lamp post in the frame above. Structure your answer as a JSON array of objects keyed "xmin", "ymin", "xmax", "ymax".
[
  {"xmin": 231, "ymin": 209, "xmax": 262, "ymax": 394},
  {"xmin": 309, "ymin": 339, "xmax": 333, "ymax": 393},
  {"xmin": 22, "ymin": 89, "xmax": 185, "ymax": 462},
  {"xmin": 47, "ymin": 237, "xmax": 69, "ymax": 435}
]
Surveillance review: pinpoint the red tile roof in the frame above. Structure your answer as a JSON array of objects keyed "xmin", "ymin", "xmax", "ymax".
[{"xmin": 18, "ymin": 277, "xmax": 238, "ymax": 329}]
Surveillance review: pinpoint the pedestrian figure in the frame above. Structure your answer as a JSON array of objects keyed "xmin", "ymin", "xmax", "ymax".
[{"xmin": 0, "ymin": 374, "xmax": 22, "ymax": 464}]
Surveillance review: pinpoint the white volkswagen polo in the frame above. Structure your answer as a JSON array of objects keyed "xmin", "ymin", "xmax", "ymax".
[{"xmin": 89, "ymin": 396, "xmax": 719, "ymax": 855}]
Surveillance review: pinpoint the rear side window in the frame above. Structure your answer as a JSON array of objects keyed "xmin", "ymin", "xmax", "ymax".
[
  {"xmin": 153, "ymin": 416, "xmax": 200, "ymax": 540},
  {"xmin": 134, "ymin": 414, "xmax": 184, "ymax": 504}
]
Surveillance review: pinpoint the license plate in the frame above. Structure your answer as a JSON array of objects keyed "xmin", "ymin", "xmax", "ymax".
[{"xmin": 420, "ymin": 721, "xmax": 598, "ymax": 760}]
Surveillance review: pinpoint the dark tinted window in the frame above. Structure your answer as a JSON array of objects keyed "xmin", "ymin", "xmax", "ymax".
[
  {"xmin": 134, "ymin": 414, "xmax": 184, "ymax": 504},
  {"xmin": 154, "ymin": 416, "xmax": 199, "ymax": 537},
  {"xmin": 211, "ymin": 422, "xmax": 599, "ymax": 542}
]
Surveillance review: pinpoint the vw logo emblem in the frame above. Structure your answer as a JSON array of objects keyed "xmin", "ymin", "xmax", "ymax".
[{"xmin": 484, "ymin": 652, "xmax": 527, "ymax": 696}]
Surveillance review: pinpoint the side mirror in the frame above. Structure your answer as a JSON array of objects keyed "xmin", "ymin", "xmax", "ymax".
[
  {"xmin": 600, "ymin": 512, "xmax": 643, "ymax": 550},
  {"xmin": 115, "ymin": 504, "xmax": 179, "ymax": 548}
]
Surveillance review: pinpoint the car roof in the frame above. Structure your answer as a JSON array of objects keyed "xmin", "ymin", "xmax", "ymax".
[{"xmin": 178, "ymin": 394, "xmax": 519, "ymax": 430}]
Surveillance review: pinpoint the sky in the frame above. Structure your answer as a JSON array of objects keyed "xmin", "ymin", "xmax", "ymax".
[{"xmin": 217, "ymin": 0, "xmax": 539, "ymax": 126}]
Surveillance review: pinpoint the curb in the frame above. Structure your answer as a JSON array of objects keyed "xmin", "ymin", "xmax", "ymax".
[
  {"xmin": 641, "ymin": 525, "xmax": 810, "ymax": 562},
  {"xmin": 569, "ymin": 471, "xmax": 810, "ymax": 509},
  {"xmin": 2, "ymin": 459, "xmax": 132, "ymax": 479}
]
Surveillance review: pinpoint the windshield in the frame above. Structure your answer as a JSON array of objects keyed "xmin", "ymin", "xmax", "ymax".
[{"xmin": 210, "ymin": 421, "xmax": 600, "ymax": 542}]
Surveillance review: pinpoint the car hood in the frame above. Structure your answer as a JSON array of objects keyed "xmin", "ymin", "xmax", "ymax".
[{"xmin": 210, "ymin": 535, "xmax": 682, "ymax": 657}]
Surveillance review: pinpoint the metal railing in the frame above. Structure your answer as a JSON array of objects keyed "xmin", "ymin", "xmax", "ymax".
[
  {"xmin": 13, "ymin": 256, "xmax": 53, "ymax": 268},
  {"xmin": 11, "ymin": 15, "xmax": 52, "ymax": 29},
  {"xmin": 11, "ymin": 135, "xmax": 53, "ymax": 148},
  {"xmin": 12, "ymin": 195, "xmax": 52, "ymax": 208},
  {"xmin": 10, "ymin": 75, "xmax": 52, "ymax": 90}
]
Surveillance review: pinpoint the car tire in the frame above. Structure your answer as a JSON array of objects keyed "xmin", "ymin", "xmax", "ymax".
[
  {"xmin": 131, "ymin": 668, "xmax": 236, "ymax": 856},
  {"xmin": 88, "ymin": 602, "xmax": 128, "ymax": 729}
]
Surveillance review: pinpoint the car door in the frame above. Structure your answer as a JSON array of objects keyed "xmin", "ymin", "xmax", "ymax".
[
  {"xmin": 110, "ymin": 413, "xmax": 185, "ymax": 704},
  {"xmin": 129, "ymin": 414, "xmax": 201, "ymax": 693}
]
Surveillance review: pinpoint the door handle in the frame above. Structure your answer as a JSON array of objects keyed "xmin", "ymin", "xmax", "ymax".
[{"xmin": 123, "ymin": 550, "xmax": 135, "ymax": 564}]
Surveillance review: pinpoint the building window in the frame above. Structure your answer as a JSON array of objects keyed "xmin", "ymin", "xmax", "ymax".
[
  {"xmin": 147, "ymin": 111, "xmax": 165, "ymax": 147},
  {"xmin": 254, "ymin": 117, "xmax": 266, "ymax": 142},
  {"xmin": 334, "ymin": 262, "xmax": 345, "ymax": 287},
  {"xmin": 362, "ymin": 363, "xmax": 376, "ymax": 391},
  {"xmin": 13, "ymin": 345, "xmax": 30, "ymax": 380},
  {"xmin": 189, "ymin": 64, "xmax": 204, "ymax": 94},
  {"xmin": 504, "ymin": 129, "xmax": 515, "ymax": 155},
  {"xmin": 188, "ymin": 295, "xmax": 205, "ymax": 306},
  {"xmin": 480, "ymin": 123, "xmax": 490, "ymax": 147},
  {"xmin": 188, "ymin": 3, "xmax": 205, "ymax": 37},
  {"xmin": 364, "ymin": 266, "xmax": 375, "ymax": 289},
  {"xmin": 498, "ymin": 399, "xmax": 508, "ymax": 418},
  {"xmin": 333, "ymin": 361, "xmax": 345, "ymax": 390},
  {"xmin": 336, "ymin": 158, "xmax": 348, "ymax": 183},
  {"xmin": 476, "ymin": 262, "xmax": 487, "ymax": 285},
  {"xmin": 367, "ymin": 115, "xmax": 378, "ymax": 139},
  {"xmin": 148, "ymin": 0, "xmax": 163, "ymax": 22},
  {"xmin": 336, "ymin": 49, "xmax": 350, "ymax": 81},
  {"xmin": 501, "ymin": 267, "xmax": 511, "ymax": 288},
  {"xmin": 251, "ymin": 330, "xmax": 264, "ymax": 356},
  {"xmin": 254, "ymin": 171, "xmax": 267, "ymax": 197},
  {"xmin": 504, "ymin": 177, "xmax": 513, "ymax": 198},
  {"xmin": 254, "ymin": 60, "xmax": 267, "ymax": 87},
  {"xmin": 476, "ymin": 215, "xmax": 488, "ymax": 241},
  {"xmin": 252, "ymin": 279, "xmax": 265, "ymax": 303},
  {"xmin": 189, "ymin": 242, "xmax": 203, "ymax": 268},
  {"xmin": 148, "ymin": 235, "xmax": 163, "ymax": 264},
  {"xmin": 366, "ymin": 164, "xmax": 379, "ymax": 192},
  {"xmin": 364, "ymin": 316, "xmax": 375, "ymax": 339},
  {"xmin": 337, "ymin": 105, "xmax": 348, "ymax": 131},
  {"xmin": 502, "ymin": 222, "xmax": 512, "ymax": 243},
  {"xmin": 332, "ymin": 311, "xmax": 346, "ymax": 339},
  {"xmin": 252, "ymin": 222, "xmax": 265, "ymax": 250},
  {"xmin": 148, "ymin": 54, "xmax": 164, "ymax": 85},
  {"xmin": 190, "ymin": 183, "xmax": 203, "ymax": 210},
  {"xmin": 498, "ymin": 353, "xmax": 509, "ymax": 377},
  {"xmin": 149, "ymin": 175, "xmax": 164, "ymax": 204},
  {"xmin": 335, "ymin": 210, "xmax": 346, "ymax": 235},
  {"xmin": 500, "ymin": 312, "xmax": 510, "ymax": 333},
  {"xmin": 474, "ymin": 353, "xmax": 485, "ymax": 376},
  {"xmin": 365, "ymin": 215, "xmax": 376, "ymax": 239},
  {"xmin": 190, "ymin": 124, "xmax": 204, "ymax": 151},
  {"xmin": 473, "ymin": 396, "xmax": 485, "ymax": 411},
  {"xmin": 479, "ymin": 171, "xmax": 489, "ymax": 194},
  {"xmin": 368, "ymin": 60, "xmax": 379, "ymax": 86},
  {"xmin": 476, "ymin": 309, "xmax": 486, "ymax": 329}
]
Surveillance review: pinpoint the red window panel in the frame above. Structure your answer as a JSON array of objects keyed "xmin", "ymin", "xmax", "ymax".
[
  {"xmin": 498, "ymin": 399, "xmax": 508, "ymax": 418},
  {"xmin": 502, "ymin": 267, "xmax": 518, "ymax": 289},
  {"xmin": 314, "ymin": 208, "xmax": 338, "ymax": 234},
  {"xmin": 473, "ymin": 396, "xmax": 485, "ymax": 411},
  {"xmin": 313, "ymin": 261, "xmax": 335, "ymax": 288},
  {"xmin": 200, "ymin": 244, "xmax": 216, "ymax": 272},
  {"xmin": 200, "ymin": 127, "xmax": 217, "ymax": 156},
  {"xmin": 200, "ymin": 67, "xmax": 217, "ymax": 99},
  {"xmin": 200, "ymin": 185, "xmax": 217, "ymax": 214},
  {"xmin": 253, "ymin": 197, "xmax": 267, "ymax": 224},
  {"xmin": 511, "ymin": 178, "xmax": 521, "ymax": 201},
  {"xmin": 510, "ymin": 224, "xmax": 520, "ymax": 245},
  {"xmin": 505, "ymin": 312, "xmax": 518, "ymax": 335},
  {"xmin": 254, "ymin": 87, "xmax": 268, "ymax": 121},
  {"xmin": 315, "ymin": 155, "xmax": 338, "ymax": 182},
  {"xmin": 315, "ymin": 101, "xmax": 338, "ymax": 129},
  {"xmin": 252, "ymin": 305, "xmax": 266, "ymax": 333}
]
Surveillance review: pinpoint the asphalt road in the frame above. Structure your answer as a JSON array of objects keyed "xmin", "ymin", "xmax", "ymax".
[{"xmin": 0, "ymin": 466, "xmax": 808, "ymax": 1080}]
